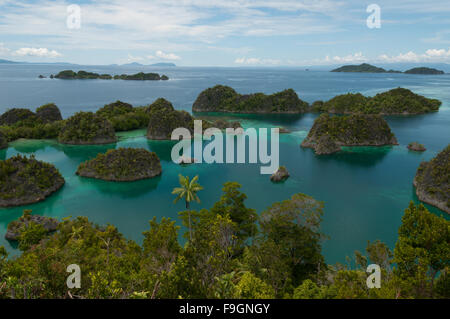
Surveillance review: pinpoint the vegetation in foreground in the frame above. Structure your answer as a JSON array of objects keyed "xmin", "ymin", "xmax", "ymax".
[
  {"xmin": 414, "ymin": 144, "xmax": 450, "ymax": 213},
  {"xmin": 0, "ymin": 177, "xmax": 448, "ymax": 299},
  {"xmin": 0, "ymin": 154, "xmax": 65, "ymax": 207}
]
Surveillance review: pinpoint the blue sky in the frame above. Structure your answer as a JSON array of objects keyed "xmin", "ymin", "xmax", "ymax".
[{"xmin": 0, "ymin": 0, "xmax": 450, "ymax": 66}]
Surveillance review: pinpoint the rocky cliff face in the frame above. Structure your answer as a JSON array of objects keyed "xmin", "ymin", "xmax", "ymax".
[
  {"xmin": 301, "ymin": 114, "xmax": 398, "ymax": 155},
  {"xmin": 413, "ymin": 144, "xmax": 449, "ymax": 214},
  {"xmin": 76, "ymin": 148, "xmax": 162, "ymax": 182},
  {"xmin": 193, "ymin": 85, "xmax": 309, "ymax": 113}
]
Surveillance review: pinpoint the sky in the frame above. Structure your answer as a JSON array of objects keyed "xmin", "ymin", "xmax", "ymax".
[{"xmin": 0, "ymin": 0, "xmax": 450, "ymax": 66}]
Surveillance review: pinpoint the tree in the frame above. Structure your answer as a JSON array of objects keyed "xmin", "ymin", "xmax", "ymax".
[
  {"xmin": 210, "ymin": 182, "xmax": 257, "ymax": 246},
  {"xmin": 245, "ymin": 193, "xmax": 325, "ymax": 296},
  {"xmin": 393, "ymin": 202, "xmax": 450, "ymax": 298},
  {"xmin": 172, "ymin": 174, "xmax": 203, "ymax": 241}
]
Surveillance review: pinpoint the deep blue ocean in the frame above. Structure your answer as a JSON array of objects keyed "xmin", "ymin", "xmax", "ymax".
[{"xmin": 0, "ymin": 64, "xmax": 449, "ymax": 263}]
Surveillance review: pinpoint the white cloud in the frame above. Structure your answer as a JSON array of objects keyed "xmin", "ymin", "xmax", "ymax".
[
  {"xmin": 14, "ymin": 47, "xmax": 62, "ymax": 58},
  {"xmin": 377, "ymin": 48, "xmax": 450, "ymax": 62},
  {"xmin": 155, "ymin": 50, "xmax": 181, "ymax": 60},
  {"xmin": 234, "ymin": 57, "xmax": 281, "ymax": 65},
  {"xmin": 326, "ymin": 52, "xmax": 366, "ymax": 63}
]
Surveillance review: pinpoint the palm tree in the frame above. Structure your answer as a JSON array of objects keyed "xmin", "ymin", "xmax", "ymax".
[{"xmin": 172, "ymin": 174, "xmax": 203, "ymax": 240}]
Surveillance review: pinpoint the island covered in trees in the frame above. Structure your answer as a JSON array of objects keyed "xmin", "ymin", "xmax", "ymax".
[
  {"xmin": 414, "ymin": 144, "xmax": 449, "ymax": 213},
  {"xmin": 0, "ymin": 155, "xmax": 65, "ymax": 207},
  {"xmin": 50, "ymin": 70, "xmax": 169, "ymax": 81},
  {"xmin": 331, "ymin": 63, "xmax": 445, "ymax": 75},
  {"xmin": 301, "ymin": 114, "xmax": 398, "ymax": 155},
  {"xmin": 311, "ymin": 88, "xmax": 441, "ymax": 115},
  {"xmin": 193, "ymin": 85, "xmax": 309, "ymax": 113},
  {"xmin": 76, "ymin": 148, "xmax": 162, "ymax": 182},
  {"xmin": 58, "ymin": 112, "xmax": 117, "ymax": 145}
]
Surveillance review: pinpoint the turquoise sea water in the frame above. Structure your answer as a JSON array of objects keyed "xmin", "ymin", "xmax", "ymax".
[{"xmin": 0, "ymin": 64, "xmax": 449, "ymax": 263}]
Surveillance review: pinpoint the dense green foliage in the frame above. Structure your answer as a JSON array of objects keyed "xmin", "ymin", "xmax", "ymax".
[
  {"xmin": 0, "ymin": 155, "xmax": 64, "ymax": 207},
  {"xmin": 96, "ymin": 101, "xmax": 150, "ymax": 131},
  {"xmin": 54, "ymin": 70, "xmax": 168, "ymax": 81},
  {"xmin": 76, "ymin": 148, "xmax": 162, "ymax": 181},
  {"xmin": 301, "ymin": 114, "xmax": 398, "ymax": 155},
  {"xmin": 0, "ymin": 105, "xmax": 64, "ymax": 141},
  {"xmin": 313, "ymin": 88, "xmax": 441, "ymax": 114},
  {"xmin": 0, "ymin": 177, "xmax": 447, "ymax": 299},
  {"xmin": 193, "ymin": 85, "xmax": 309, "ymax": 113},
  {"xmin": 414, "ymin": 144, "xmax": 450, "ymax": 213},
  {"xmin": 58, "ymin": 112, "xmax": 116, "ymax": 144},
  {"xmin": 404, "ymin": 67, "xmax": 444, "ymax": 75},
  {"xmin": 0, "ymin": 131, "xmax": 7, "ymax": 149}
]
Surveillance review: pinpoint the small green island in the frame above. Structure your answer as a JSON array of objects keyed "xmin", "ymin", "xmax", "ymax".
[
  {"xmin": 58, "ymin": 111, "xmax": 117, "ymax": 145},
  {"xmin": 0, "ymin": 155, "xmax": 65, "ymax": 207},
  {"xmin": 413, "ymin": 144, "xmax": 449, "ymax": 213},
  {"xmin": 404, "ymin": 67, "xmax": 445, "ymax": 75},
  {"xmin": 76, "ymin": 148, "xmax": 162, "ymax": 182},
  {"xmin": 51, "ymin": 70, "xmax": 169, "ymax": 81},
  {"xmin": 331, "ymin": 63, "xmax": 401, "ymax": 73},
  {"xmin": 312, "ymin": 88, "xmax": 441, "ymax": 115},
  {"xmin": 192, "ymin": 85, "xmax": 309, "ymax": 113},
  {"xmin": 408, "ymin": 142, "xmax": 426, "ymax": 152},
  {"xmin": 301, "ymin": 114, "xmax": 398, "ymax": 155},
  {"xmin": 331, "ymin": 63, "xmax": 445, "ymax": 75}
]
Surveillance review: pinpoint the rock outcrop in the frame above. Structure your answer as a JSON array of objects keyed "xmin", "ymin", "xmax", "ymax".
[{"xmin": 270, "ymin": 166, "xmax": 290, "ymax": 182}]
